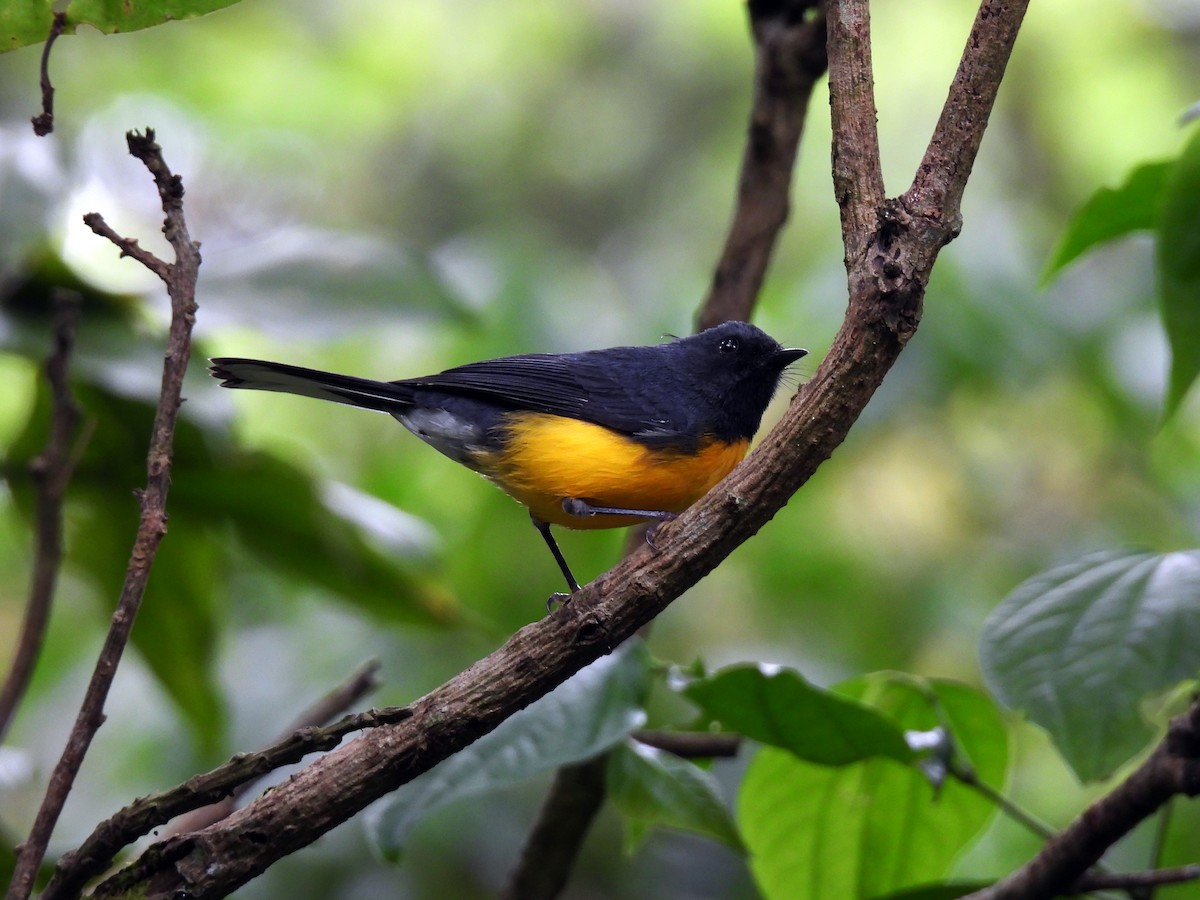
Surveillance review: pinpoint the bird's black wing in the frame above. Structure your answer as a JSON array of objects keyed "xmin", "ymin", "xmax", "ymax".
[{"xmin": 398, "ymin": 351, "xmax": 696, "ymax": 442}]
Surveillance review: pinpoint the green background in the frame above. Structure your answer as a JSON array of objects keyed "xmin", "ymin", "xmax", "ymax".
[{"xmin": 1, "ymin": 1, "xmax": 1198, "ymax": 897}]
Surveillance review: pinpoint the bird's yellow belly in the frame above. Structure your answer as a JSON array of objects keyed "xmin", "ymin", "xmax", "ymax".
[{"xmin": 476, "ymin": 412, "xmax": 749, "ymax": 529}]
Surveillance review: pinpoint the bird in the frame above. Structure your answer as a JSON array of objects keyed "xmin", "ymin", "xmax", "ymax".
[{"xmin": 210, "ymin": 320, "xmax": 806, "ymax": 595}]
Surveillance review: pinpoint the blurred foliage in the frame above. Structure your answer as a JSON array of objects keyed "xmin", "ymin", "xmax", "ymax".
[
  {"xmin": 0, "ymin": 0, "xmax": 1197, "ymax": 898},
  {"xmin": 1046, "ymin": 128, "xmax": 1200, "ymax": 420}
]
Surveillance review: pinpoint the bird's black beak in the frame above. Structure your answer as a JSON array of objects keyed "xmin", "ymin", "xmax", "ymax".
[{"xmin": 775, "ymin": 347, "xmax": 808, "ymax": 366}]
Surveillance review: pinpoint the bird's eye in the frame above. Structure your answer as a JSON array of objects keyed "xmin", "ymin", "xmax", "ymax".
[{"xmin": 719, "ymin": 337, "xmax": 740, "ymax": 354}]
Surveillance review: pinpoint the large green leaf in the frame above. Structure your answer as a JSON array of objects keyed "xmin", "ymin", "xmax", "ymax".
[
  {"xmin": 739, "ymin": 675, "xmax": 1008, "ymax": 900},
  {"xmin": 3, "ymin": 0, "xmax": 243, "ymax": 53},
  {"xmin": 1042, "ymin": 161, "xmax": 1170, "ymax": 283},
  {"xmin": 981, "ymin": 548, "xmax": 1200, "ymax": 782},
  {"xmin": 1157, "ymin": 128, "xmax": 1200, "ymax": 419},
  {"xmin": 606, "ymin": 740, "xmax": 743, "ymax": 853},
  {"xmin": 685, "ymin": 664, "xmax": 914, "ymax": 766},
  {"xmin": 365, "ymin": 640, "xmax": 650, "ymax": 861}
]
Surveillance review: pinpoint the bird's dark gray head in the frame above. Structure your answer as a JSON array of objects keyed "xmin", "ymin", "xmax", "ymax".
[{"xmin": 670, "ymin": 321, "xmax": 807, "ymax": 442}]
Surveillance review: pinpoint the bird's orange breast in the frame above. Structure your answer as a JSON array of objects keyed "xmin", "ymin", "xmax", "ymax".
[{"xmin": 474, "ymin": 412, "xmax": 750, "ymax": 529}]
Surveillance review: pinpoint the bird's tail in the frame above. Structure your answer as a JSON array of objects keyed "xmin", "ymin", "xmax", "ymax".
[{"xmin": 210, "ymin": 358, "xmax": 416, "ymax": 415}]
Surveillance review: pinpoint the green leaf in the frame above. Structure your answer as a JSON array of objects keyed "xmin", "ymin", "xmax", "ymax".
[
  {"xmin": 685, "ymin": 664, "xmax": 914, "ymax": 766},
  {"xmin": 606, "ymin": 740, "xmax": 743, "ymax": 853},
  {"xmin": 1157, "ymin": 128, "xmax": 1200, "ymax": 419},
  {"xmin": 2, "ymin": 0, "xmax": 243, "ymax": 53},
  {"xmin": 739, "ymin": 675, "xmax": 1008, "ymax": 900},
  {"xmin": 0, "ymin": 1, "xmax": 54, "ymax": 52},
  {"xmin": 1043, "ymin": 161, "xmax": 1171, "ymax": 283},
  {"xmin": 981, "ymin": 548, "xmax": 1200, "ymax": 782},
  {"xmin": 365, "ymin": 640, "xmax": 650, "ymax": 861}
]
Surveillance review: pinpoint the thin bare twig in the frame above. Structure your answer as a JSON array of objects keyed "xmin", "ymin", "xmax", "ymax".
[
  {"xmin": 6, "ymin": 129, "xmax": 201, "ymax": 900},
  {"xmin": 1133, "ymin": 803, "xmax": 1174, "ymax": 900},
  {"xmin": 81, "ymin": 214, "xmax": 170, "ymax": 281},
  {"xmin": 0, "ymin": 294, "xmax": 82, "ymax": 745},
  {"xmin": 166, "ymin": 659, "xmax": 383, "ymax": 835},
  {"xmin": 30, "ymin": 12, "xmax": 67, "ymax": 137},
  {"xmin": 42, "ymin": 703, "xmax": 412, "ymax": 900}
]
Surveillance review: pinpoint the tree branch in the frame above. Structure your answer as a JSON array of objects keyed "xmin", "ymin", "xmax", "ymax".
[
  {"xmin": 825, "ymin": 0, "xmax": 883, "ymax": 246},
  {"xmin": 966, "ymin": 699, "xmax": 1200, "ymax": 900},
  {"xmin": 5, "ymin": 129, "xmax": 201, "ymax": 900},
  {"xmin": 697, "ymin": 0, "xmax": 828, "ymax": 330},
  {"xmin": 0, "ymin": 293, "xmax": 83, "ymax": 745},
  {"xmin": 906, "ymin": 0, "xmax": 1030, "ymax": 231}
]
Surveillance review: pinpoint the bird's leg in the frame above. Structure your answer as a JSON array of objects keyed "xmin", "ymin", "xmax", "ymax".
[
  {"xmin": 562, "ymin": 497, "xmax": 679, "ymax": 556},
  {"xmin": 531, "ymin": 515, "xmax": 581, "ymax": 603},
  {"xmin": 561, "ymin": 497, "xmax": 678, "ymax": 522}
]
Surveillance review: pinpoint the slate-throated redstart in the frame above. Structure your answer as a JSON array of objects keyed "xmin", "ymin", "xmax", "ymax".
[{"xmin": 210, "ymin": 320, "xmax": 806, "ymax": 594}]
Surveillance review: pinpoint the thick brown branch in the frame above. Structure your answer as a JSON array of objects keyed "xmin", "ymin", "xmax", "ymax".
[
  {"xmin": 697, "ymin": 0, "xmax": 828, "ymax": 330},
  {"xmin": 966, "ymin": 700, "xmax": 1200, "ymax": 900},
  {"xmin": 6, "ymin": 129, "xmax": 201, "ymax": 900},
  {"xmin": 42, "ymin": 704, "xmax": 411, "ymax": 900},
  {"xmin": 0, "ymin": 294, "xmax": 82, "ymax": 744}
]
